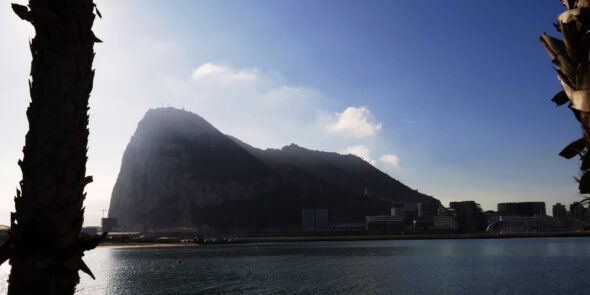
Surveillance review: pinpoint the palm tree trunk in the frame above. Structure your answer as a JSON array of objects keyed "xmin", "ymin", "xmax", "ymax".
[
  {"xmin": 541, "ymin": 1, "xmax": 590, "ymax": 193},
  {"xmin": 5, "ymin": 1, "xmax": 102, "ymax": 294}
]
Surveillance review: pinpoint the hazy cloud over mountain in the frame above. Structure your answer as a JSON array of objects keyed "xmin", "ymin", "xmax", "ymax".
[
  {"xmin": 380, "ymin": 154, "xmax": 399, "ymax": 167},
  {"xmin": 339, "ymin": 145, "xmax": 376, "ymax": 166},
  {"xmin": 164, "ymin": 62, "xmax": 326, "ymax": 149}
]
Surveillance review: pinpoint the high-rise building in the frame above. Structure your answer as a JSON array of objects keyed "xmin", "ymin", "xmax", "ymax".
[
  {"xmin": 552, "ymin": 203, "xmax": 567, "ymax": 218},
  {"xmin": 570, "ymin": 203, "xmax": 585, "ymax": 221},
  {"xmin": 450, "ymin": 201, "xmax": 487, "ymax": 233},
  {"xmin": 497, "ymin": 202, "xmax": 546, "ymax": 216},
  {"xmin": 519, "ymin": 202, "xmax": 546, "ymax": 216},
  {"xmin": 497, "ymin": 203, "xmax": 519, "ymax": 215}
]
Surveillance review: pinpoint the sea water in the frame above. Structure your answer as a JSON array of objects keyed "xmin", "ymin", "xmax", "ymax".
[{"xmin": 0, "ymin": 237, "xmax": 589, "ymax": 294}]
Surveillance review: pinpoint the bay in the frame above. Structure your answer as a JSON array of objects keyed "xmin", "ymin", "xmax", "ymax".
[{"xmin": 1, "ymin": 237, "xmax": 589, "ymax": 294}]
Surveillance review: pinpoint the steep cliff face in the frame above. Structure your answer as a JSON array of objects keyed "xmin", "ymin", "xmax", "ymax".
[
  {"xmin": 108, "ymin": 107, "xmax": 439, "ymax": 228},
  {"xmin": 108, "ymin": 108, "xmax": 273, "ymax": 227}
]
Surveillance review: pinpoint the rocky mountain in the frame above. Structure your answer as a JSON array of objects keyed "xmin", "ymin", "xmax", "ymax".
[{"xmin": 108, "ymin": 107, "xmax": 439, "ymax": 229}]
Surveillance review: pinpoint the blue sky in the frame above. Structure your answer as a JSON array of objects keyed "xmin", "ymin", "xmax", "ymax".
[{"xmin": 0, "ymin": 1, "xmax": 580, "ymax": 225}]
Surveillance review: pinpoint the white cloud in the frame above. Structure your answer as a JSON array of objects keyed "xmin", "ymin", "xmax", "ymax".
[
  {"xmin": 339, "ymin": 145, "xmax": 376, "ymax": 165},
  {"xmin": 379, "ymin": 154, "xmax": 399, "ymax": 167},
  {"xmin": 327, "ymin": 106, "xmax": 382, "ymax": 138},
  {"xmin": 191, "ymin": 62, "xmax": 258, "ymax": 82},
  {"xmin": 164, "ymin": 62, "xmax": 325, "ymax": 149}
]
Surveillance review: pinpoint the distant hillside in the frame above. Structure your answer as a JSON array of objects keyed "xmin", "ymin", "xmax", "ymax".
[
  {"xmin": 230, "ymin": 136, "xmax": 433, "ymax": 205},
  {"xmin": 108, "ymin": 107, "xmax": 439, "ymax": 229}
]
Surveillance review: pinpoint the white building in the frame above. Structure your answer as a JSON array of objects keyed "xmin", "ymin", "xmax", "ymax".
[{"xmin": 430, "ymin": 208, "xmax": 458, "ymax": 231}]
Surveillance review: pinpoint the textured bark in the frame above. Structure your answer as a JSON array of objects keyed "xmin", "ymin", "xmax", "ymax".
[
  {"xmin": 6, "ymin": 1, "xmax": 102, "ymax": 294},
  {"xmin": 541, "ymin": 1, "xmax": 590, "ymax": 194}
]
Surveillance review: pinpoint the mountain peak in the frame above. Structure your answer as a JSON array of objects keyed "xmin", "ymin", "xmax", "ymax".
[
  {"xmin": 282, "ymin": 143, "xmax": 303, "ymax": 151},
  {"xmin": 109, "ymin": 109, "xmax": 439, "ymax": 229},
  {"xmin": 136, "ymin": 107, "xmax": 219, "ymax": 139}
]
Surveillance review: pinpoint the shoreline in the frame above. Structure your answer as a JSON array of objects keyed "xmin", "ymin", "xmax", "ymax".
[
  {"xmin": 98, "ymin": 243, "xmax": 197, "ymax": 249},
  {"xmin": 232, "ymin": 231, "xmax": 590, "ymax": 243},
  {"xmin": 98, "ymin": 231, "xmax": 590, "ymax": 248}
]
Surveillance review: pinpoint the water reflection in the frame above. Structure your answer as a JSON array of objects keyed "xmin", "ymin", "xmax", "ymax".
[{"xmin": 0, "ymin": 238, "xmax": 589, "ymax": 294}]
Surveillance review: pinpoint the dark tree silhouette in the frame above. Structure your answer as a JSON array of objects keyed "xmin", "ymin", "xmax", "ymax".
[
  {"xmin": 541, "ymin": 1, "xmax": 590, "ymax": 193},
  {"xmin": 1, "ymin": 1, "xmax": 103, "ymax": 294}
]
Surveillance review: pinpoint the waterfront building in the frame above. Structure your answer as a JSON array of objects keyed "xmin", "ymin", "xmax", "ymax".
[
  {"xmin": 390, "ymin": 202, "xmax": 417, "ymax": 220},
  {"xmin": 428, "ymin": 208, "xmax": 458, "ymax": 233},
  {"xmin": 497, "ymin": 202, "xmax": 546, "ymax": 216},
  {"xmin": 552, "ymin": 203, "xmax": 567, "ymax": 218},
  {"xmin": 486, "ymin": 215, "xmax": 587, "ymax": 233},
  {"xmin": 450, "ymin": 201, "xmax": 487, "ymax": 233},
  {"xmin": 330, "ymin": 222, "xmax": 365, "ymax": 233},
  {"xmin": 433, "ymin": 215, "xmax": 457, "ymax": 230},
  {"xmin": 105, "ymin": 231, "xmax": 140, "ymax": 242},
  {"xmin": 483, "ymin": 210, "xmax": 500, "ymax": 226},
  {"xmin": 301, "ymin": 209, "xmax": 329, "ymax": 231},
  {"xmin": 570, "ymin": 203, "xmax": 585, "ymax": 221},
  {"xmin": 518, "ymin": 202, "xmax": 546, "ymax": 216},
  {"xmin": 497, "ymin": 203, "xmax": 519, "ymax": 215},
  {"xmin": 146, "ymin": 226, "xmax": 214, "ymax": 239},
  {"xmin": 365, "ymin": 215, "xmax": 404, "ymax": 234},
  {"xmin": 417, "ymin": 202, "xmax": 438, "ymax": 224},
  {"xmin": 101, "ymin": 217, "xmax": 119, "ymax": 232}
]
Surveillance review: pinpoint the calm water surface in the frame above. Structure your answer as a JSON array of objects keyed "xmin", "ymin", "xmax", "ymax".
[{"xmin": 0, "ymin": 237, "xmax": 589, "ymax": 294}]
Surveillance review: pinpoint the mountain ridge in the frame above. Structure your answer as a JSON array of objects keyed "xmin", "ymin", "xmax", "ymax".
[{"xmin": 108, "ymin": 107, "xmax": 439, "ymax": 229}]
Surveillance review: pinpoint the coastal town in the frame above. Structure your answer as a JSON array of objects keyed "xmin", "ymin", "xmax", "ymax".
[{"xmin": 81, "ymin": 199, "xmax": 590, "ymax": 245}]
